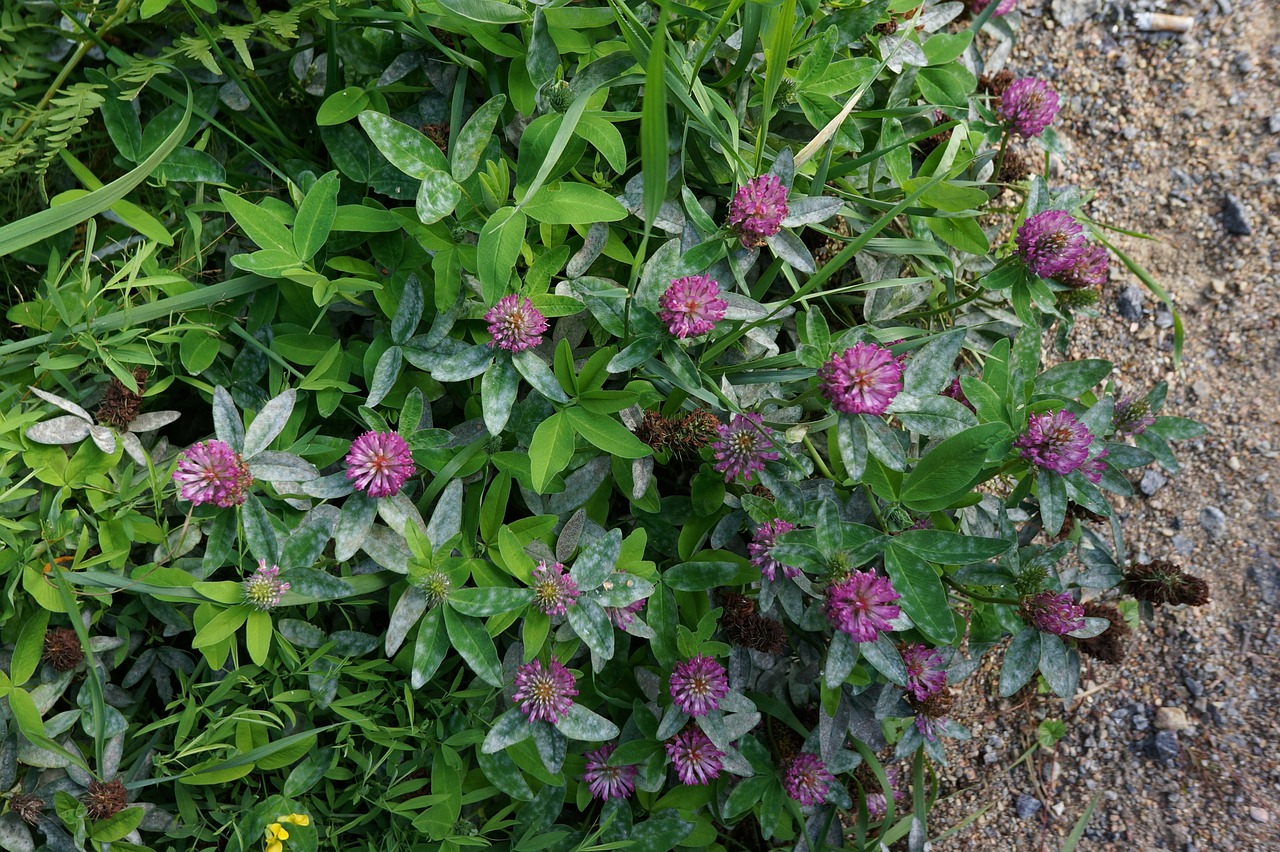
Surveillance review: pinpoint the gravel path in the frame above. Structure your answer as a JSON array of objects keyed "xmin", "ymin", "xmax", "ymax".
[{"xmin": 929, "ymin": 1, "xmax": 1280, "ymax": 848}]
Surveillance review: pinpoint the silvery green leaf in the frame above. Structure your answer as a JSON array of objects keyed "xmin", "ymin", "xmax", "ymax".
[
  {"xmin": 569, "ymin": 528, "xmax": 621, "ymax": 591},
  {"xmin": 241, "ymin": 495, "xmax": 280, "ymax": 565},
  {"xmin": 282, "ymin": 567, "xmax": 354, "ymax": 600},
  {"xmin": 25, "ymin": 416, "xmax": 91, "ymax": 445},
  {"xmin": 416, "ymin": 167, "xmax": 461, "ymax": 224},
  {"xmin": 87, "ymin": 636, "xmax": 126, "ymax": 653},
  {"xmin": 481, "ymin": 356, "xmax": 519, "ymax": 435},
  {"xmin": 367, "ymin": 346, "xmax": 403, "ymax": 408},
  {"xmin": 631, "ymin": 457, "xmax": 653, "ymax": 501},
  {"xmin": 426, "ymin": 480, "xmax": 463, "ymax": 549},
  {"xmin": 531, "ymin": 722, "xmax": 566, "ymax": 772},
  {"xmin": 865, "ymin": 276, "xmax": 931, "ymax": 320},
  {"xmin": 921, "ymin": 2, "xmax": 964, "ymax": 31},
  {"xmin": 765, "ymin": 229, "xmax": 816, "ymax": 273},
  {"xmin": 386, "ymin": 587, "xmax": 429, "ymax": 656},
  {"xmin": 861, "ymin": 633, "xmax": 908, "ymax": 686},
  {"xmin": 780, "ymin": 196, "xmax": 842, "ymax": 228},
  {"xmin": 212, "ymin": 386, "xmax": 244, "ymax": 451},
  {"xmin": 361, "ymin": 524, "xmax": 409, "ymax": 573},
  {"xmin": 566, "ymin": 222, "xmax": 608, "ymax": 278},
  {"xmin": 825, "ymin": 631, "xmax": 860, "ymax": 688},
  {"xmin": 482, "ymin": 708, "xmax": 536, "ymax": 753},
  {"xmin": 546, "ymin": 457, "xmax": 611, "ymax": 516},
  {"xmin": 657, "ymin": 704, "xmax": 687, "ymax": 740},
  {"xmin": 718, "ymin": 691, "xmax": 756, "ymax": 714},
  {"xmin": 28, "ymin": 386, "xmax": 92, "ymax": 422},
  {"xmin": 0, "ymin": 813, "xmax": 35, "ymax": 852},
  {"xmin": 720, "ymin": 292, "xmax": 769, "ymax": 321},
  {"xmin": 556, "ymin": 510, "xmax": 586, "ymax": 563},
  {"xmin": 594, "ymin": 574, "xmax": 655, "ymax": 607},
  {"xmin": 328, "ymin": 630, "xmax": 379, "ymax": 656},
  {"xmin": 15, "ymin": 738, "xmax": 71, "ymax": 769},
  {"xmin": 391, "ymin": 276, "xmax": 424, "ymax": 345},
  {"xmin": 718, "ymin": 745, "xmax": 754, "ymax": 777},
  {"xmin": 279, "ymin": 619, "xmax": 326, "ymax": 649},
  {"xmin": 1067, "ymin": 617, "xmax": 1111, "ymax": 640},
  {"xmin": 768, "ymin": 148, "xmax": 795, "ymax": 189},
  {"xmin": 635, "ymin": 239, "xmax": 690, "ymax": 311},
  {"xmin": 431, "ymin": 345, "xmax": 493, "ymax": 382},
  {"xmin": 335, "ymin": 491, "xmax": 377, "ymax": 561},
  {"xmin": 128, "ymin": 410, "xmax": 181, "ymax": 433},
  {"xmin": 513, "ymin": 350, "xmax": 569, "ymax": 403},
  {"xmin": 281, "ymin": 506, "xmax": 338, "ymax": 569},
  {"xmin": 28, "ymin": 671, "xmax": 73, "ymax": 714},
  {"xmin": 378, "ymin": 492, "xmax": 427, "ymax": 538},
  {"xmin": 902, "ymin": 329, "xmax": 967, "ymax": 396},
  {"xmin": 120, "ymin": 433, "xmax": 148, "ymax": 466},
  {"xmin": 554, "ymin": 704, "xmax": 620, "ymax": 742},
  {"xmin": 566, "ymin": 596, "xmax": 613, "ymax": 664},
  {"xmin": 249, "ymin": 451, "xmax": 320, "ymax": 482},
  {"xmin": 89, "ymin": 424, "xmax": 116, "ymax": 454},
  {"xmin": 880, "ymin": 33, "xmax": 929, "ymax": 73},
  {"xmin": 242, "ymin": 388, "xmax": 296, "ymax": 458},
  {"xmin": 298, "ymin": 472, "xmax": 354, "ymax": 499}
]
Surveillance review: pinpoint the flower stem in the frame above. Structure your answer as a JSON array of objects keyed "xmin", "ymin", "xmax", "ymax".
[
  {"xmin": 943, "ymin": 575, "xmax": 1019, "ymax": 606},
  {"xmin": 991, "ymin": 128, "xmax": 1012, "ymax": 188},
  {"xmin": 803, "ymin": 434, "xmax": 837, "ymax": 482}
]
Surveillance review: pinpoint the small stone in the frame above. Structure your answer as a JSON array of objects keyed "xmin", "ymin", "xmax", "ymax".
[
  {"xmin": 1016, "ymin": 793, "xmax": 1043, "ymax": 819},
  {"xmin": 1154, "ymin": 706, "xmax": 1192, "ymax": 732},
  {"xmin": 1149, "ymin": 730, "xmax": 1180, "ymax": 763},
  {"xmin": 1117, "ymin": 285, "xmax": 1145, "ymax": 322},
  {"xmin": 1227, "ymin": 456, "xmax": 1241, "ymax": 471},
  {"xmin": 1173, "ymin": 534, "xmax": 1193, "ymax": 556},
  {"xmin": 1248, "ymin": 807, "xmax": 1271, "ymax": 824},
  {"xmin": 1050, "ymin": 0, "xmax": 1101, "ymax": 26},
  {"xmin": 1247, "ymin": 547, "xmax": 1280, "ymax": 605},
  {"xmin": 1198, "ymin": 506, "xmax": 1227, "ymax": 538},
  {"xmin": 1140, "ymin": 469, "xmax": 1167, "ymax": 496},
  {"xmin": 1223, "ymin": 195, "xmax": 1252, "ymax": 236},
  {"xmin": 1184, "ymin": 676, "xmax": 1204, "ymax": 698},
  {"xmin": 1154, "ymin": 308, "xmax": 1174, "ymax": 329},
  {"xmin": 1268, "ymin": 114, "xmax": 1280, "ymax": 134}
]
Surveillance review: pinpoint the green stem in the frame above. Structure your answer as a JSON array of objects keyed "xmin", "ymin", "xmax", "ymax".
[
  {"xmin": 943, "ymin": 575, "xmax": 1018, "ymax": 606},
  {"xmin": 991, "ymin": 128, "xmax": 1012, "ymax": 188},
  {"xmin": 803, "ymin": 434, "xmax": 837, "ymax": 482}
]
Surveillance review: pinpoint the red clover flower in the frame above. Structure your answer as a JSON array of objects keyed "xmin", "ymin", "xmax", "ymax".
[
  {"xmin": 901, "ymin": 643, "xmax": 948, "ymax": 701},
  {"xmin": 818, "ymin": 343, "xmax": 904, "ymax": 416},
  {"xmin": 1015, "ymin": 210, "xmax": 1088, "ymax": 279},
  {"xmin": 1020, "ymin": 590, "xmax": 1086, "ymax": 635},
  {"xmin": 531, "ymin": 560, "xmax": 580, "ymax": 616},
  {"xmin": 485, "ymin": 295, "xmax": 548, "ymax": 353},
  {"xmin": 783, "ymin": 753, "xmax": 834, "ymax": 806},
  {"xmin": 582, "ymin": 744, "xmax": 638, "ymax": 800},
  {"xmin": 345, "ymin": 430, "xmax": 415, "ymax": 498},
  {"xmin": 727, "ymin": 175, "xmax": 788, "ymax": 247},
  {"xmin": 658, "ymin": 275, "xmax": 727, "ymax": 339},
  {"xmin": 997, "ymin": 77, "xmax": 1060, "ymax": 138},
  {"xmin": 512, "ymin": 659, "xmax": 578, "ymax": 724},
  {"xmin": 665, "ymin": 728, "xmax": 724, "ymax": 785},
  {"xmin": 243, "ymin": 560, "xmax": 290, "ymax": 611},
  {"xmin": 1015, "ymin": 409, "xmax": 1095, "ymax": 476},
  {"xmin": 825, "ymin": 571, "xmax": 901, "ymax": 642},
  {"xmin": 710, "ymin": 413, "xmax": 779, "ymax": 483},
  {"xmin": 669, "ymin": 654, "xmax": 730, "ymax": 717},
  {"xmin": 748, "ymin": 519, "xmax": 800, "ymax": 581},
  {"xmin": 173, "ymin": 440, "xmax": 252, "ymax": 507}
]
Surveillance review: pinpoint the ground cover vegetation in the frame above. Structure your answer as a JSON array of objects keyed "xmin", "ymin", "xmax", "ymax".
[{"xmin": 0, "ymin": 0, "xmax": 1207, "ymax": 849}]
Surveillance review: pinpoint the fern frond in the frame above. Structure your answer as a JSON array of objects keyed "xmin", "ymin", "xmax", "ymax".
[{"xmin": 34, "ymin": 82, "xmax": 106, "ymax": 179}]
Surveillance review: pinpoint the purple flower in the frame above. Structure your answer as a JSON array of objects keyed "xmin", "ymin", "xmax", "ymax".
[
  {"xmin": 1053, "ymin": 243, "xmax": 1109, "ymax": 289},
  {"xmin": 1021, "ymin": 590, "xmax": 1086, "ymax": 635},
  {"xmin": 997, "ymin": 77, "xmax": 1060, "ymax": 138},
  {"xmin": 711, "ymin": 413, "xmax": 779, "ymax": 483},
  {"xmin": 659, "ymin": 275, "xmax": 727, "ymax": 339},
  {"xmin": 665, "ymin": 728, "xmax": 724, "ymax": 785},
  {"xmin": 1015, "ymin": 210, "xmax": 1087, "ymax": 279},
  {"xmin": 969, "ymin": 0, "xmax": 1018, "ymax": 18},
  {"xmin": 727, "ymin": 175, "xmax": 788, "ymax": 247},
  {"xmin": 512, "ymin": 659, "xmax": 578, "ymax": 723},
  {"xmin": 345, "ymin": 430, "xmax": 415, "ymax": 498},
  {"xmin": 818, "ymin": 343, "xmax": 904, "ymax": 416},
  {"xmin": 531, "ymin": 560, "xmax": 580, "ymax": 617},
  {"xmin": 942, "ymin": 377, "xmax": 977, "ymax": 413},
  {"xmin": 749, "ymin": 519, "xmax": 799, "ymax": 581},
  {"xmin": 669, "ymin": 655, "xmax": 730, "ymax": 717},
  {"xmin": 607, "ymin": 599, "xmax": 646, "ymax": 630},
  {"xmin": 485, "ymin": 295, "xmax": 549, "ymax": 353},
  {"xmin": 783, "ymin": 753, "xmax": 834, "ymax": 806},
  {"xmin": 1112, "ymin": 394, "xmax": 1155, "ymax": 438},
  {"xmin": 243, "ymin": 560, "xmax": 290, "ymax": 611},
  {"xmin": 914, "ymin": 715, "xmax": 943, "ymax": 741},
  {"xmin": 173, "ymin": 440, "xmax": 252, "ymax": 507},
  {"xmin": 1015, "ymin": 409, "xmax": 1095, "ymax": 476},
  {"xmin": 901, "ymin": 644, "xmax": 948, "ymax": 701},
  {"xmin": 825, "ymin": 571, "xmax": 901, "ymax": 643},
  {"xmin": 582, "ymin": 744, "xmax": 638, "ymax": 800},
  {"xmin": 865, "ymin": 766, "xmax": 905, "ymax": 820},
  {"xmin": 1083, "ymin": 447, "xmax": 1108, "ymax": 484}
]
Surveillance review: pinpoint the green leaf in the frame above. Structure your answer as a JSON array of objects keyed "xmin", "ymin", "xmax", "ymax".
[
  {"xmin": 358, "ymin": 111, "xmax": 449, "ymax": 179},
  {"xmin": 999, "ymin": 626, "xmax": 1041, "ymax": 697},
  {"xmin": 245, "ymin": 610, "xmax": 272, "ymax": 666},
  {"xmin": 154, "ymin": 147, "xmax": 226, "ymax": 183},
  {"xmin": 11, "ymin": 608, "xmax": 50, "ymax": 686},
  {"xmin": 893, "ymin": 530, "xmax": 1010, "ymax": 563},
  {"xmin": 90, "ymin": 806, "xmax": 144, "ymax": 842},
  {"xmin": 1039, "ymin": 632, "xmax": 1075, "ymax": 698},
  {"xmin": 317, "ymin": 87, "xmax": 369, "ymax": 126},
  {"xmin": 1034, "ymin": 359, "xmax": 1112, "ymax": 399},
  {"xmin": 900, "ymin": 423, "xmax": 1008, "ymax": 510},
  {"xmin": 884, "ymin": 544, "xmax": 955, "ymax": 644},
  {"xmin": 293, "ymin": 170, "xmax": 340, "ymax": 261},
  {"xmin": 554, "ymin": 703, "xmax": 620, "ymax": 742},
  {"xmin": 663, "ymin": 560, "xmax": 742, "ymax": 592},
  {"xmin": 241, "ymin": 495, "xmax": 279, "ymax": 565},
  {"xmin": 522, "ymin": 182, "xmax": 628, "ymax": 225},
  {"xmin": 482, "ymin": 356, "xmax": 520, "ymax": 436},
  {"xmin": 444, "ymin": 607, "xmax": 503, "ymax": 687},
  {"xmin": 513, "ymin": 350, "xmax": 570, "ymax": 403},
  {"xmin": 449, "ymin": 587, "xmax": 535, "ymax": 617},
  {"xmin": 416, "ymin": 167, "xmax": 462, "ymax": 225},
  {"xmin": 219, "ymin": 191, "xmax": 294, "ymax": 254},
  {"xmin": 824, "ymin": 630, "xmax": 859, "ymax": 688},
  {"xmin": 926, "ymin": 215, "xmax": 989, "ymax": 255},
  {"xmin": 436, "ymin": 0, "xmax": 529, "ymax": 24},
  {"xmin": 529, "ymin": 411, "xmax": 575, "ymax": 493},
  {"xmin": 412, "ymin": 606, "xmax": 449, "ymax": 688},
  {"xmin": 192, "ymin": 606, "xmax": 249, "ymax": 648},
  {"xmin": 478, "ymin": 207, "xmax": 527, "ymax": 304},
  {"xmin": 1037, "ymin": 469, "xmax": 1068, "ymax": 537},
  {"xmin": 564, "ymin": 407, "xmax": 652, "ymax": 459},
  {"xmin": 453, "ymin": 95, "xmax": 506, "ymax": 181}
]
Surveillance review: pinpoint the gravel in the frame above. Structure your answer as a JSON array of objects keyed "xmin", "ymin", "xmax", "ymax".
[
  {"xmin": 929, "ymin": 1, "xmax": 1280, "ymax": 849},
  {"xmin": 1223, "ymin": 194, "xmax": 1254, "ymax": 235}
]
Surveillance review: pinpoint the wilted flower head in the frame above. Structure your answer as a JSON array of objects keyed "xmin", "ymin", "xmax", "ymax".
[
  {"xmin": 173, "ymin": 440, "xmax": 251, "ymax": 507},
  {"xmin": 717, "ymin": 591, "xmax": 787, "ymax": 654},
  {"xmin": 485, "ymin": 295, "xmax": 548, "ymax": 353},
  {"xmin": 94, "ymin": 369, "xmax": 147, "ymax": 430},
  {"xmin": 531, "ymin": 560, "xmax": 580, "ymax": 617},
  {"xmin": 997, "ymin": 77, "xmax": 1060, "ymax": 137},
  {"xmin": 43, "ymin": 627, "xmax": 84, "ymax": 672},
  {"xmin": 749, "ymin": 519, "xmax": 799, "ymax": 581},
  {"xmin": 901, "ymin": 643, "xmax": 948, "ymax": 701},
  {"xmin": 665, "ymin": 728, "xmax": 724, "ymax": 785},
  {"xmin": 727, "ymin": 175, "xmax": 788, "ymax": 247},
  {"xmin": 345, "ymin": 430, "xmax": 415, "ymax": 498},
  {"xmin": 1015, "ymin": 210, "xmax": 1087, "ymax": 279},
  {"xmin": 1021, "ymin": 590, "xmax": 1086, "ymax": 635},
  {"xmin": 659, "ymin": 275, "xmax": 727, "ymax": 339},
  {"xmin": 942, "ymin": 376, "xmax": 976, "ymax": 413},
  {"xmin": 81, "ymin": 779, "xmax": 127, "ymax": 821},
  {"xmin": 783, "ymin": 753, "xmax": 834, "ymax": 806},
  {"xmin": 711, "ymin": 413, "xmax": 779, "ymax": 483},
  {"xmin": 1054, "ymin": 243, "xmax": 1109, "ymax": 289},
  {"xmin": 244, "ymin": 560, "xmax": 290, "ymax": 611},
  {"xmin": 1112, "ymin": 394, "xmax": 1155, "ymax": 438},
  {"xmin": 607, "ymin": 598, "xmax": 646, "ymax": 630},
  {"xmin": 1076, "ymin": 601, "xmax": 1130, "ymax": 664},
  {"xmin": 818, "ymin": 343, "xmax": 904, "ymax": 416},
  {"xmin": 669, "ymin": 654, "xmax": 730, "ymax": 717},
  {"xmin": 512, "ymin": 659, "xmax": 577, "ymax": 723},
  {"xmin": 8, "ymin": 793, "xmax": 43, "ymax": 825},
  {"xmin": 1123, "ymin": 559, "xmax": 1210, "ymax": 607},
  {"xmin": 825, "ymin": 570, "xmax": 901, "ymax": 642},
  {"xmin": 910, "ymin": 686, "xmax": 955, "ymax": 741},
  {"xmin": 582, "ymin": 744, "xmax": 638, "ymax": 800},
  {"xmin": 1015, "ymin": 409, "xmax": 1095, "ymax": 476},
  {"xmin": 969, "ymin": 0, "xmax": 1017, "ymax": 17}
]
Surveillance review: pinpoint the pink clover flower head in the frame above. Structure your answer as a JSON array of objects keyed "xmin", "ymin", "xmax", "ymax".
[
  {"xmin": 727, "ymin": 175, "xmax": 788, "ymax": 247},
  {"xmin": 582, "ymin": 744, "xmax": 638, "ymax": 800},
  {"xmin": 607, "ymin": 599, "xmax": 646, "ymax": 630},
  {"xmin": 1054, "ymin": 243, "xmax": 1109, "ymax": 289},
  {"xmin": 942, "ymin": 376, "xmax": 977, "ymax": 413},
  {"xmin": 1021, "ymin": 590, "xmax": 1086, "ymax": 635},
  {"xmin": 711, "ymin": 413, "xmax": 779, "ymax": 483},
  {"xmin": 970, "ymin": 0, "xmax": 1018, "ymax": 18},
  {"xmin": 531, "ymin": 560, "xmax": 580, "ymax": 617},
  {"xmin": 1083, "ymin": 447, "xmax": 1108, "ymax": 484},
  {"xmin": 485, "ymin": 295, "xmax": 548, "ymax": 353},
  {"xmin": 665, "ymin": 728, "xmax": 724, "ymax": 785},
  {"xmin": 865, "ymin": 766, "xmax": 906, "ymax": 819},
  {"xmin": 1112, "ymin": 394, "xmax": 1155, "ymax": 438},
  {"xmin": 1015, "ymin": 409, "xmax": 1095, "ymax": 476},
  {"xmin": 901, "ymin": 643, "xmax": 948, "ymax": 701},
  {"xmin": 997, "ymin": 77, "xmax": 1060, "ymax": 137},
  {"xmin": 512, "ymin": 659, "xmax": 578, "ymax": 723},
  {"xmin": 915, "ymin": 715, "xmax": 943, "ymax": 742},
  {"xmin": 818, "ymin": 343, "xmax": 904, "ymax": 416},
  {"xmin": 825, "ymin": 570, "xmax": 902, "ymax": 642},
  {"xmin": 345, "ymin": 430, "xmax": 415, "ymax": 498},
  {"xmin": 783, "ymin": 753, "xmax": 834, "ymax": 806},
  {"xmin": 749, "ymin": 518, "xmax": 799, "ymax": 581},
  {"xmin": 659, "ymin": 275, "xmax": 727, "ymax": 339},
  {"xmin": 173, "ymin": 440, "xmax": 252, "ymax": 507},
  {"xmin": 669, "ymin": 654, "xmax": 730, "ymax": 717},
  {"xmin": 243, "ymin": 560, "xmax": 290, "ymax": 611},
  {"xmin": 1015, "ymin": 210, "xmax": 1087, "ymax": 279}
]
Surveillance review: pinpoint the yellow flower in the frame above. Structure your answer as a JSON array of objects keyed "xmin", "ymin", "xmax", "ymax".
[
  {"xmin": 280, "ymin": 813, "xmax": 310, "ymax": 827},
  {"xmin": 264, "ymin": 822, "xmax": 289, "ymax": 852}
]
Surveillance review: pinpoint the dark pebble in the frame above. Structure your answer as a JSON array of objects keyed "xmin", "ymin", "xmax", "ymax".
[
  {"xmin": 1149, "ymin": 730, "xmax": 1180, "ymax": 763},
  {"xmin": 1223, "ymin": 194, "xmax": 1253, "ymax": 236},
  {"xmin": 1016, "ymin": 793, "xmax": 1043, "ymax": 819},
  {"xmin": 1117, "ymin": 285, "xmax": 1145, "ymax": 322}
]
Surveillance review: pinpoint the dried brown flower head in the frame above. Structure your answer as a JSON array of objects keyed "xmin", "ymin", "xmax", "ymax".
[
  {"xmin": 1075, "ymin": 602, "xmax": 1130, "ymax": 664},
  {"xmin": 1123, "ymin": 559, "xmax": 1210, "ymax": 607},
  {"xmin": 671, "ymin": 409, "xmax": 720, "ymax": 455},
  {"xmin": 998, "ymin": 149, "xmax": 1032, "ymax": 184},
  {"xmin": 9, "ymin": 793, "xmax": 44, "ymax": 825},
  {"xmin": 633, "ymin": 411, "xmax": 672, "ymax": 450},
  {"xmin": 717, "ymin": 591, "xmax": 786, "ymax": 654},
  {"xmin": 906, "ymin": 685, "xmax": 954, "ymax": 719},
  {"xmin": 979, "ymin": 69, "xmax": 1015, "ymax": 97},
  {"xmin": 43, "ymin": 627, "xmax": 84, "ymax": 672},
  {"xmin": 749, "ymin": 483, "xmax": 775, "ymax": 501},
  {"xmin": 94, "ymin": 369, "xmax": 148, "ymax": 430},
  {"xmin": 82, "ymin": 779, "xmax": 127, "ymax": 821},
  {"xmin": 874, "ymin": 19, "xmax": 899, "ymax": 35}
]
